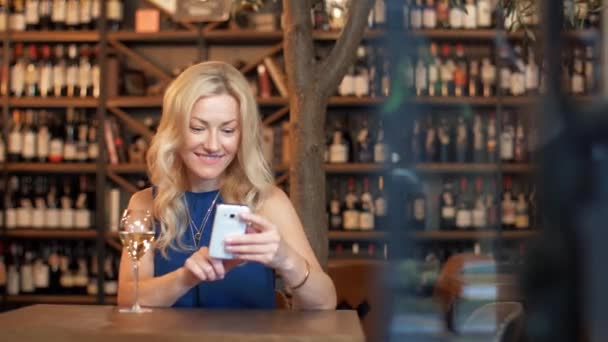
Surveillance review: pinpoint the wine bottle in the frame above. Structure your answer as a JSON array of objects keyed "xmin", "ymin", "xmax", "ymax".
[{"xmin": 359, "ymin": 177, "xmax": 375, "ymax": 231}]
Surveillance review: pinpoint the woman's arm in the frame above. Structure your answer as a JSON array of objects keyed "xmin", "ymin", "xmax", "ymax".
[{"xmin": 226, "ymin": 186, "xmax": 337, "ymax": 310}]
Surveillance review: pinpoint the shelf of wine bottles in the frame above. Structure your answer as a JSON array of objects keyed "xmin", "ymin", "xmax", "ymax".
[
  {"xmin": 4, "ymin": 108, "xmax": 99, "ymax": 165},
  {"xmin": 0, "ymin": 241, "xmax": 119, "ymax": 299},
  {"xmin": 327, "ymin": 174, "xmax": 538, "ymax": 234},
  {"xmin": 327, "ymin": 230, "xmax": 538, "ymax": 242},
  {"xmin": 3, "ymin": 175, "xmax": 96, "ymax": 230}
]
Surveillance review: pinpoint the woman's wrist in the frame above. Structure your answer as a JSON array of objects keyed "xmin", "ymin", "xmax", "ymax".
[
  {"xmin": 278, "ymin": 250, "xmax": 310, "ymax": 290},
  {"xmin": 178, "ymin": 267, "xmax": 199, "ymax": 288}
]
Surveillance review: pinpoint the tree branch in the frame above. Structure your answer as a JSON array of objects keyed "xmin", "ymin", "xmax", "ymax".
[
  {"xmin": 318, "ymin": 0, "xmax": 374, "ymax": 95},
  {"xmin": 283, "ymin": 0, "xmax": 315, "ymax": 94}
]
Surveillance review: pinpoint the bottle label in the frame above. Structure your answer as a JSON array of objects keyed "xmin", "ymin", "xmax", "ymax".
[
  {"xmin": 92, "ymin": 64, "xmax": 101, "ymax": 97},
  {"xmin": 91, "ymin": 0, "xmax": 100, "ymax": 19},
  {"xmin": 415, "ymin": 64, "xmax": 428, "ymax": 90},
  {"xmin": 338, "ymin": 74, "xmax": 354, "ymax": 96},
  {"xmin": 329, "ymin": 144, "xmax": 348, "ymax": 163},
  {"xmin": 40, "ymin": 65, "xmax": 53, "ymax": 96},
  {"xmin": 20, "ymin": 265, "xmax": 35, "ymax": 293},
  {"xmin": 0, "ymin": 139, "xmax": 5, "ymax": 162},
  {"xmin": 49, "ymin": 139, "xmax": 64, "ymax": 161},
  {"xmin": 52, "ymin": 1, "xmax": 66, "ymax": 21},
  {"xmin": 53, "ymin": 64, "xmax": 65, "ymax": 89},
  {"xmin": 33, "ymin": 263, "xmax": 50, "ymax": 288},
  {"xmin": 88, "ymin": 142, "xmax": 99, "ymax": 160},
  {"xmin": 354, "ymin": 73, "xmax": 369, "ymax": 97},
  {"xmin": 463, "ymin": 5, "xmax": 477, "ymax": 28},
  {"xmin": 80, "ymin": 0, "xmax": 92, "ymax": 23},
  {"xmin": 502, "ymin": 202, "xmax": 515, "ymax": 224},
  {"xmin": 477, "ymin": 1, "xmax": 492, "ymax": 27},
  {"xmin": 37, "ymin": 128, "xmax": 50, "ymax": 158},
  {"xmin": 32, "ymin": 208, "xmax": 46, "ymax": 228},
  {"xmin": 66, "ymin": 1, "xmax": 79, "ymax": 26},
  {"xmin": 525, "ymin": 65, "xmax": 539, "ymax": 90},
  {"xmin": 64, "ymin": 143, "xmax": 77, "ymax": 160},
  {"xmin": 449, "ymin": 8, "xmax": 463, "ymax": 28},
  {"xmin": 410, "ymin": 9, "xmax": 422, "ymax": 29},
  {"xmin": 26, "ymin": 1, "xmax": 41, "ymax": 24},
  {"xmin": 66, "ymin": 65, "xmax": 78, "ymax": 87},
  {"xmin": 572, "ymin": 74, "xmax": 584, "ymax": 94},
  {"xmin": 413, "ymin": 198, "xmax": 425, "ymax": 221},
  {"xmin": 8, "ymin": 130, "xmax": 23, "ymax": 154},
  {"xmin": 510, "ymin": 73, "xmax": 525, "ymax": 96},
  {"xmin": 374, "ymin": 143, "xmax": 387, "ymax": 163},
  {"xmin": 11, "ymin": 64, "xmax": 25, "ymax": 96},
  {"xmin": 17, "ymin": 207, "xmax": 33, "ymax": 227},
  {"xmin": 456, "ymin": 209, "xmax": 472, "ymax": 228},
  {"xmin": 423, "ymin": 9, "xmax": 436, "ymax": 29},
  {"xmin": 45, "ymin": 208, "xmax": 60, "ymax": 227},
  {"xmin": 472, "ymin": 208, "xmax": 487, "ymax": 228},
  {"xmin": 10, "ymin": 14, "xmax": 26, "ymax": 31},
  {"xmin": 501, "ymin": 133, "xmax": 514, "ymax": 160},
  {"xmin": 74, "ymin": 209, "xmax": 91, "ymax": 229},
  {"xmin": 500, "ymin": 67, "xmax": 511, "ymax": 90},
  {"xmin": 375, "ymin": 197, "xmax": 386, "ymax": 216},
  {"xmin": 79, "ymin": 62, "xmax": 91, "ymax": 90},
  {"xmin": 342, "ymin": 210, "xmax": 360, "ymax": 230},
  {"xmin": 107, "ymin": 1, "xmax": 123, "ymax": 21},
  {"xmin": 359, "ymin": 212, "xmax": 375, "ymax": 230},
  {"xmin": 442, "ymin": 206, "xmax": 456, "ymax": 219},
  {"xmin": 22, "ymin": 132, "xmax": 36, "ymax": 159},
  {"xmin": 0, "ymin": 12, "xmax": 6, "ymax": 31},
  {"xmin": 60, "ymin": 208, "xmax": 74, "ymax": 228}
]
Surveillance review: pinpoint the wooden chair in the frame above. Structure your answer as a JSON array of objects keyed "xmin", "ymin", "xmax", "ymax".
[{"xmin": 327, "ymin": 259, "xmax": 390, "ymax": 342}]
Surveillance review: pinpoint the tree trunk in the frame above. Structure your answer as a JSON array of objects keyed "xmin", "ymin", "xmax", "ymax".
[{"xmin": 282, "ymin": 0, "xmax": 374, "ymax": 267}]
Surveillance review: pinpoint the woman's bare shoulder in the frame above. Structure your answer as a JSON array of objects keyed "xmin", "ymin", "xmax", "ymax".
[{"xmin": 128, "ymin": 187, "xmax": 154, "ymax": 212}]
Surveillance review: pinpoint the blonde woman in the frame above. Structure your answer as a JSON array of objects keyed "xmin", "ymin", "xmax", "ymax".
[{"xmin": 117, "ymin": 61, "xmax": 337, "ymax": 310}]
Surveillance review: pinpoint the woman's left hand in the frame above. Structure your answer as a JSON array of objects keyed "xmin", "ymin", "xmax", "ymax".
[{"xmin": 224, "ymin": 212, "xmax": 290, "ymax": 270}]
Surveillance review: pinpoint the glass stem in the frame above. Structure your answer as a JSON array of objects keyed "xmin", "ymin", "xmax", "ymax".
[{"xmin": 133, "ymin": 261, "xmax": 141, "ymax": 311}]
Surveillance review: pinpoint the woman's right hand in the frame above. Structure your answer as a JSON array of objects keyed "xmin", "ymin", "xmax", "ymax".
[{"xmin": 183, "ymin": 247, "xmax": 241, "ymax": 283}]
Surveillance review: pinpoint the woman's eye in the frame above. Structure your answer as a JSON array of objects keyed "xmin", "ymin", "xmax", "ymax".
[
  {"xmin": 223, "ymin": 128, "xmax": 236, "ymax": 134},
  {"xmin": 190, "ymin": 126, "xmax": 205, "ymax": 132}
]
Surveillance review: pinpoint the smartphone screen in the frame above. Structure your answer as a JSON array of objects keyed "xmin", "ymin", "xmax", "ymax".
[{"xmin": 208, "ymin": 204, "xmax": 250, "ymax": 259}]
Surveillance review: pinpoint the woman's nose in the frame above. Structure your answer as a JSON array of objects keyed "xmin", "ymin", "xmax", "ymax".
[{"xmin": 203, "ymin": 131, "xmax": 220, "ymax": 151}]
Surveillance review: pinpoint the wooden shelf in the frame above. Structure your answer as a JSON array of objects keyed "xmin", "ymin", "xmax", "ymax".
[
  {"xmin": 9, "ymin": 97, "xmax": 99, "ymax": 107},
  {"xmin": 5, "ymin": 295, "xmax": 105, "ymax": 304},
  {"xmin": 4, "ymin": 229, "xmax": 97, "ymax": 239},
  {"xmin": 107, "ymin": 96, "xmax": 289, "ymax": 107},
  {"xmin": 412, "ymin": 230, "xmax": 537, "ymax": 240},
  {"xmin": 329, "ymin": 231, "xmax": 388, "ymax": 240},
  {"xmin": 7, "ymin": 163, "xmax": 98, "ymax": 173},
  {"xmin": 413, "ymin": 163, "xmax": 534, "ymax": 174},
  {"xmin": 109, "ymin": 30, "xmax": 199, "ymax": 42},
  {"xmin": 325, "ymin": 163, "xmax": 384, "ymax": 174},
  {"xmin": 406, "ymin": 96, "xmax": 536, "ymax": 107},
  {"xmin": 10, "ymin": 31, "xmax": 100, "ymax": 42},
  {"xmin": 6, "ymin": 28, "xmax": 595, "ymax": 46},
  {"xmin": 108, "ymin": 163, "xmax": 147, "ymax": 173}
]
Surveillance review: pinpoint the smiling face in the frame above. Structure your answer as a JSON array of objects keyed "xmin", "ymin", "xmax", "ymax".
[{"xmin": 178, "ymin": 93, "xmax": 241, "ymax": 192}]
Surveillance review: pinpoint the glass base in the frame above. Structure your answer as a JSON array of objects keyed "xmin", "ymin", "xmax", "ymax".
[{"xmin": 119, "ymin": 305, "xmax": 152, "ymax": 313}]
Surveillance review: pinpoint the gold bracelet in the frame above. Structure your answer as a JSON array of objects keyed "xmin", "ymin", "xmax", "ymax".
[{"xmin": 290, "ymin": 259, "xmax": 310, "ymax": 291}]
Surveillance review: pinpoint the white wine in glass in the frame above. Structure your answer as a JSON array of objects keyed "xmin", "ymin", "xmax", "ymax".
[{"xmin": 118, "ymin": 209, "xmax": 154, "ymax": 313}]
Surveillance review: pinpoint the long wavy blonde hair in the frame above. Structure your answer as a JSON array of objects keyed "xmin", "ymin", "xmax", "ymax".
[{"xmin": 146, "ymin": 61, "xmax": 274, "ymax": 255}]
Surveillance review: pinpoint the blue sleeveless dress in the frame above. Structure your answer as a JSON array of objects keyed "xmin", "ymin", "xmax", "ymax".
[{"xmin": 153, "ymin": 189, "xmax": 276, "ymax": 308}]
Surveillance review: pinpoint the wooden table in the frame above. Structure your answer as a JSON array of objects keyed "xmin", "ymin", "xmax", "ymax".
[{"xmin": 0, "ymin": 304, "xmax": 364, "ymax": 342}]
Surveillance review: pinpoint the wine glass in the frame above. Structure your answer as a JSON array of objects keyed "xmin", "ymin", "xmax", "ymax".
[{"xmin": 118, "ymin": 209, "xmax": 154, "ymax": 313}]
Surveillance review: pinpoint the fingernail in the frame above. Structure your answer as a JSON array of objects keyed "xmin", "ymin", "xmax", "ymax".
[{"xmin": 225, "ymin": 238, "xmax": 232, "ymax": 244}]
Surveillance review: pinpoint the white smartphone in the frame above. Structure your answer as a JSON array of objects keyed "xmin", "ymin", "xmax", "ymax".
[{"xmin": 208, "ymin": 203, "xmax": 250, "ymax": 259}]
